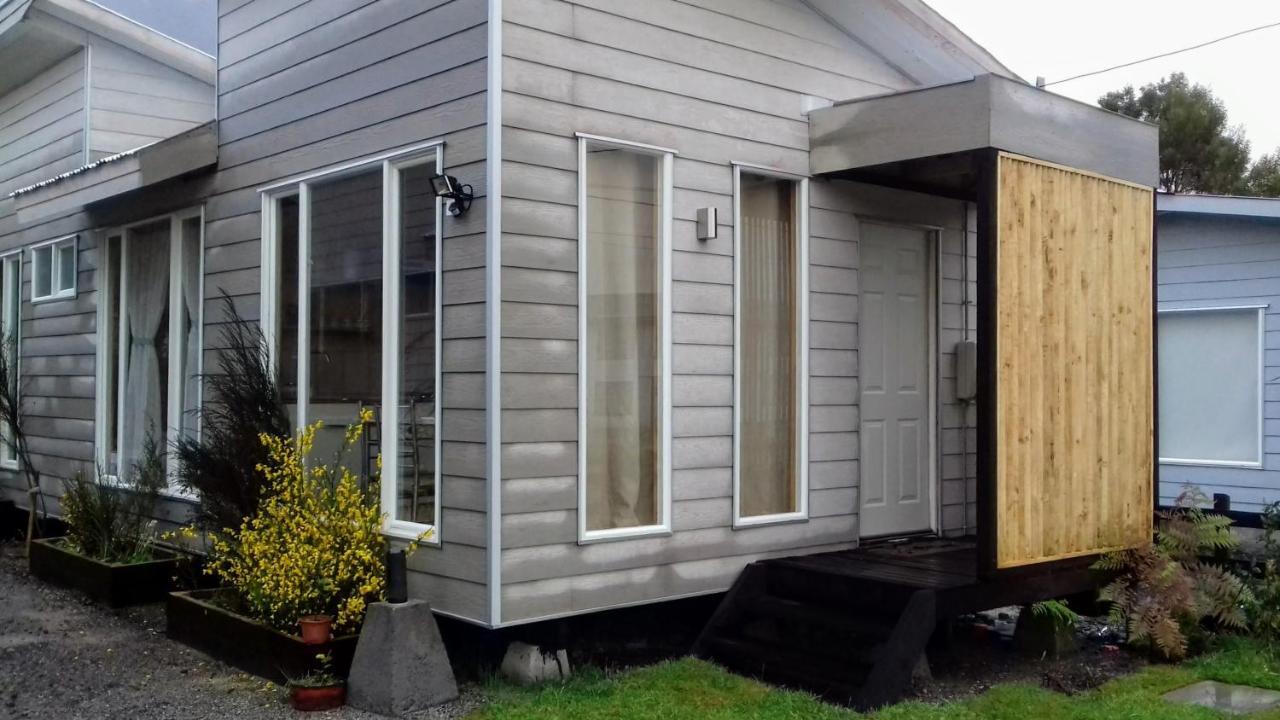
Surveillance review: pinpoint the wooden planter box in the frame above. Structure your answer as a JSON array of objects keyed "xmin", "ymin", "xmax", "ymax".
[
  {"xmin": 167, "ymin": 589, "xmax": 358, "ymax": 684},
  {"xmin": 28, "ymin": 537, "xmax": 189, "ymax": 607}
]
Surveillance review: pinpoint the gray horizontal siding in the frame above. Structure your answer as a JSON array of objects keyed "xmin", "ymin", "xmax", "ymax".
[
  {"xmin": 204, "ymin": 0, "xmax": 491, "ymax": 622},
  {"xmin": 0, "ymin": 51, "xmax": 85, "ymax": 197},
  {"xmin": 1158, "ymin": 213, "xmax": 1280, "ymax": 513},
  {"xmin": 87, "ymin": 38, "xmax": 215, "ymax": 160},
  {"xmin": 497, "ymin": 0, "xmax": 935, "ymax": 624}
]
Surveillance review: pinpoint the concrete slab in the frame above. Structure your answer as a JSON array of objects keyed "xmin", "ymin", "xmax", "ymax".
[{"xmin": 1163, "ymin": 681, "xmax": 1280, "ymax": 715}]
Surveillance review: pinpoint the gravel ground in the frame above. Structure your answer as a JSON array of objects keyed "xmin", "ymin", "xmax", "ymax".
[{"xmin": 0, "ymin": 541, "xmax": 485, "ymax": 720}]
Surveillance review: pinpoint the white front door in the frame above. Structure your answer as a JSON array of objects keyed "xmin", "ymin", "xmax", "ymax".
[{"xmin": 859, "ymin": 223, "xmax": 933, "ymax": 538}]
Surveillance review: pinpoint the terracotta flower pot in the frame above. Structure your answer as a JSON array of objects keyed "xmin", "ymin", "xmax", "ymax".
[
  {"xmin": 299, "ymin": 615, "xmax": 333, "ymax": 645},
  {"xmin": 290, "ymin": 684, "xmax": 346, "ymax": 711}
]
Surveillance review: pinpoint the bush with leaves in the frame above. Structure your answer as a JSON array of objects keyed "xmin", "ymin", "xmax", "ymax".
[
  {"xmin": 1094, "ymin": 489, "xmax": 1252, "ymax": 660},
  {"xmin": 1240, "ymin": 501, "xmax": 1280, "ymax": 642},
  {"xmin": 174, "ymin": 293, "xmax": 291, "ymax": 534},
  {"xmin": 206, "ymin": 411, "xmax": 388, "ymax": 633},
  {"xmin": 61, "ymin": 435, "xmax": 165, "ymax": 564}
]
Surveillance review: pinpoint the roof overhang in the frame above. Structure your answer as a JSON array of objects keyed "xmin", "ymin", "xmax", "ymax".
[
  {"xmin": 1157, "ymin": 193, "xmax": 1280, "ymax": 220},
  {"xmin": 809, "ymin": 74, "xmax": 1159, "ymax": 196},
  {"xmin": 10, "ymin": 121, "xmax": 216, "ymax": 224}
]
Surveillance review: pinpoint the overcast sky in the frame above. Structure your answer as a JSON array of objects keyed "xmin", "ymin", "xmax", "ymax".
[
  {"xmin": 95, "ymin": 0, "xmax": 215, "ymax": 55},
  {"xmin": 926, "ymin": 0, "xmax": 1280, "ymax": 161}
]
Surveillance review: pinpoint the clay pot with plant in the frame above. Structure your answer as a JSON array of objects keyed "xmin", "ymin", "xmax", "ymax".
[
  {"xmin": 288, "ymin": 653, "xmax": 345, "ymax": 711},
  {"xmin": 299, "ymin": 615, "xmax": 333, "ymax": 645}
]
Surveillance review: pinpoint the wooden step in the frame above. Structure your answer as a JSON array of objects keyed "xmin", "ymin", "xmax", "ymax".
[{"xmin": 746, "ymin": 594, "xmax": 896, "ymax": 641}]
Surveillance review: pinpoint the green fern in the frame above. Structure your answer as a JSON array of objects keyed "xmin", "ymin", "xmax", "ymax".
[
  {"xmin": 1093, "ymin": 486, "xmax": 1249, "ymax": 661},
  {"xmin": 1030, "ymin": 599, "xmax": 1080, "ymax": 631}
]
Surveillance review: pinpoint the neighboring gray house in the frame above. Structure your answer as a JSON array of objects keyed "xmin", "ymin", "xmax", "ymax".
[
  {"xmin": 0, "ymin": 0, "xmax": 1158, "ymax": 641},
  {"xmin": 1158, "ymin": 193, "xmax": 1280, "ymax": 516}
]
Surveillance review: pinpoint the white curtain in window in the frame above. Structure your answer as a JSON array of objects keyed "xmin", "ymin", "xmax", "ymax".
[
  {"xmin": 120, "ymin": 229, "xmax": 170, "ymax": 474},
  {"xmin": 739, "ymin": 175, "xmax": 797, "ymax": 517},
  {"xmin": 585, "ymin": 148, "xmax": 661, "ymax": 532}
]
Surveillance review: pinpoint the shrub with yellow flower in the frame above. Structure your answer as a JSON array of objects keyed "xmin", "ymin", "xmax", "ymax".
[{"xmin": 207, "ymin": 408, "xmax": 389, "ymax": 634}]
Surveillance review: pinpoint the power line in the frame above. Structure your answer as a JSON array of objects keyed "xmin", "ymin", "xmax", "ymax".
[{"xmin": 1045, "ymin": 19, "xmax": 1280, "ymax": 87}]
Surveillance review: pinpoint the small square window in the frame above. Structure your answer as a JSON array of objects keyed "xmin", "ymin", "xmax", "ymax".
[{"xmin": 31, "ymin": 236, "xmax": 76, "ymax": 302}]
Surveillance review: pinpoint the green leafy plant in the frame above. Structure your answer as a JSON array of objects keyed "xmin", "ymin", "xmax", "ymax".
[
  {"xmin": 287, "ymin": 653, "xmax": 343, "ymax": 689},
  {"xmin": 1094, "ymin": 488, "xmax": 1252, "ymax": 660},
  {"xmin": 60, "ymin": 434, "xmax": 164, "ymax": 564},
  {"xmin": 173, "ymin": 292, "xmax": 290, "ymax": 534},
  {"xmin": 1029, "ymin": 599, "xmax": 1080, "ymax": 632}
]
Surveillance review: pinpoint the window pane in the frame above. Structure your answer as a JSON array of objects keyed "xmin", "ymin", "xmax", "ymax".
[
  {"xmin": 120, "ymin": 220, "xmax": 171, "ymax": 476},
  {"xmin": 105, "ymin": 236, "xmax": 122, "ymax": 473},
  {"xmin": 739, "ymin": 175, "xmax": 798, "ymax": 517},
  {"xmin": 308, "ymin": 169, "xmax": 382, "ymax": 466},
  {"xmin": 584, "ymin": 146, "xmax": 663, "ymax": 532},
  {"xmin": 1159, "ymin": 309, "xmax": 1260, "ymax": 463},
  {"xmin": 57, "ymin": 241, "xmax": 75, "ymax": 292},
  {"xmin": 32, "ymin": 246, "xmax": 51, "ymax": 299},
  {"xmin": 396, "ymin": 164, "xmax": 437, "ymax": 524},
  {"xmin": 179, "ymin": 217, "xmax": 202, "ymax": 441},
  {"xmin": 278, "ymin": 196, "xmax": 300, "ymax": 409},
  {"xmin": 0, "ymin": 258, "xmax": 18, "ymax": 464}
]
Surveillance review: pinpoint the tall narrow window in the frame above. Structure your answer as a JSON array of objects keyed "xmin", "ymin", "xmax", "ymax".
[
  {"xmin": 735, "ymin": 170, "xmax": 806, "ymax": 523},
  {"xmin": 307, "ymin": 169, "xmax": 383, "ymax": 461},
  {"xmin": 263, "ymin": 146, "xmax": 443, "ymax": 537},
  {"xmin": 580, "ymin": 139, "xmax": 671, "ymax": 537},
  {"xmin": 393, "ymin": 161, "xmax": 439, "ymax": 525},
  {"xmin": 98, "ymin": 212, "xmax": 203, "ymax": 485},
  {"xmin": 0, "ymin": 252, "xmax": 21, "ymax": 468}
]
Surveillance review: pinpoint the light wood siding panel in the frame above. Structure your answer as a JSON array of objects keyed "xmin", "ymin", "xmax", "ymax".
[
  {"xmin": 0, "ymin": 51, "xmax": 85, "ymax": 197},
  {"xmin": 994, "ymin": 153, "xmax": 1154, "ymax": 569},
  {"xmin": 194, "ymin": 0, "xmax": 490, "ymax": 622},
  {"xmin": 87, "ymin": 38, "xmax": 215, "ymax": 161},
  {"xmin": 1157, "ymin": 214, "xmax": 1280, "ymax": 512},
  {"xmin": 498, "ymin": 0, "xmax": 922, "ymax": 624}
]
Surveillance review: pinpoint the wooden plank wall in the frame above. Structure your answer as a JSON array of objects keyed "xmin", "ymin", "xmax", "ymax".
[{"xmin": 994, "ymin": 152, "xmax": 1154, "ymax": 569}]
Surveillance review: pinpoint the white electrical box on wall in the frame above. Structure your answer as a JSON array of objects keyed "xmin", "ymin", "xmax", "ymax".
[
  {"xmin": 955, "ymin": 340, "xmax": 977, "ymax": 402},
  {"xmin": 696, "ymin": 207, "xmax": 717, "ymax": 240}
]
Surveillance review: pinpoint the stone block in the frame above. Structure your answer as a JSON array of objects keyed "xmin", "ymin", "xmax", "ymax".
[
  {"xmin": 347, "ymin": 600, "xmax": 458, "ymax": 717},
  {"xmin": 500, "ymin": 641, "xmax": 570, "ymax": 685}
]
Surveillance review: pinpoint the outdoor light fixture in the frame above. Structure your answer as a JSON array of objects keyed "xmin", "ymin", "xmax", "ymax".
[{"xmin": 430, "ymin": 173, "xmax": 473, "ymax": 217}]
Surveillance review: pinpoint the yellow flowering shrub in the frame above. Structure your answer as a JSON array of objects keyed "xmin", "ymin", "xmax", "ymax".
[{"xmin": 207, "ymin": 409, "xmax": 387, "ymax": 633}]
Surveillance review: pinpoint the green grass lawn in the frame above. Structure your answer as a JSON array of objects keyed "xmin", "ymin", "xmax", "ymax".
[{"xmin": 467, "ymin": 638, "xmax": 1280, "ymax": 720}]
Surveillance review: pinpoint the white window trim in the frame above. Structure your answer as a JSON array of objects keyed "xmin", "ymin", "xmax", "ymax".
[
  {"xmin": 94, "ymin": 209, "xmax": 205, "ymax": 501},
  {"xmin": 1157, "ymin": 304, "xmax": 1266, "ymax": 469},
  {"xmin": 260, "ymin": 142, "xmax": 445, "ymax": 544},
  {"xmin": 730, "ymin": 163, "xmax": 810, "ymax": 529},
  {"xmin": 0, "ymin": 250, "xmax": 22, "ymax": 470},
  {"xmin": 576, "ymin": 134, "xmax": 675, "ymax": 544},
  {"xmin": 29, "ymin": 235, "xmax": 77, "ymax": 303}
]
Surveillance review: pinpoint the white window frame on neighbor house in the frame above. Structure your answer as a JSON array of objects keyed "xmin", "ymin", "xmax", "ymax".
[
  {"xmin": 259, "ymin": 141, "xmax": 445, "ymax": 543},
  {"xmin": 94, "ymin": 208, "xmax": 205, "ymax": 497},
  {"xmin": 0, "ymin": 250, "xmax": 22, "ymax": 469},
  {"xmin": 730, "ymin": 162, "xmax": 810, "ymax": 528},
  {"xmin": 1158, "ymin": 304, "xmax": 1266, "ymax": 469},
  {"xmin": 30, "ymin": 235, "xmax": 77, "ymax": 303},
  {"xmin": 576, "ymin": 133, "xmax": 675, "ymax": 544}
]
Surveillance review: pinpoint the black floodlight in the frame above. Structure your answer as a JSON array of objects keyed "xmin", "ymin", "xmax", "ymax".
[{"xmin": 430, "ymin": 173, "xmax": 473, "ymax": 217}]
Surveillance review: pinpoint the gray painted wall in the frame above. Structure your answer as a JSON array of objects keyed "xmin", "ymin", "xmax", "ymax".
[
  {"xmin": 0, "ymin": 50, "xmax": 85, "ymax": 198},
  {"xmin": 496, "ymin": 0, "xmax": 978, "ymax": 625},
  {"xmin": 205, "ymin": 0, "xmax": 491, "ymax": 622},
  {"xmin": 1158, "ymin": 212, "xmax": 1280, "ymax": 514}
]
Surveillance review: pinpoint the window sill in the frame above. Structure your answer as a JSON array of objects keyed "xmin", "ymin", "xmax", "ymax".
[
  {"xmin": 733, "ymin": 511, "xmax": 809, "ymax": 530},
  {"xmin": 31, "ymin": 290, "xmax": 75, "ymax": 304},
  {"xmin": 383, "ymin": 519, "xmax": 439, "ymax": 547},
  {"xmin": 578, "ymin": 525, "xmax": 672, "ymax": 545},
  {"xmin": 1159, "ymin": 458, "xmax": 1264, "ymax": 470}
]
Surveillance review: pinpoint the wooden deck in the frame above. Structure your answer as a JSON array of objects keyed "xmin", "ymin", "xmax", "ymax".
[{"xmin": 696, "ymin": 537, "xmax": 1099, "ymax": 709}]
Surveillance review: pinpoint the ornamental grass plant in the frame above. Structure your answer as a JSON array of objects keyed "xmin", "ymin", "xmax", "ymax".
[
  {"xmin": 60, "ymin": 434, "xmax": 164, "ymax": 564},
  {"xmin": 207, "ymin": 410, "xmax": 387, "ymax": 633}
]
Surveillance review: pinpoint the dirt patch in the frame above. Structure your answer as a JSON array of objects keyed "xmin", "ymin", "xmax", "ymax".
[
  {"xmin": 0, "ymin": 541, "xmax": 483, "ymax": 719},
  {"xmin": 907, "ymin": 607, "xmax": 1144, "ymax": 704}
]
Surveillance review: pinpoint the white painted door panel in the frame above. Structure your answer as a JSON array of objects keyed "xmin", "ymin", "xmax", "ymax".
[{"xmin": 859, "ymin": 223, "xmax": 932, "ymax": 538}]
